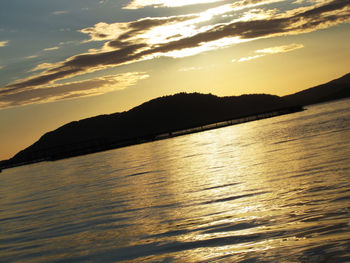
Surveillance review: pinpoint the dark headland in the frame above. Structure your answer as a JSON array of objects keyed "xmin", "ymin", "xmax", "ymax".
[{"xmin": 1, "ymin": 73, "xmax": 350, "ymax": 170}]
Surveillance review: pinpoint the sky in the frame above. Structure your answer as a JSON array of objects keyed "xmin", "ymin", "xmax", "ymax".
[{"xmin": 0, "ymin": 0, "xmax": 349, "ymax": 160}]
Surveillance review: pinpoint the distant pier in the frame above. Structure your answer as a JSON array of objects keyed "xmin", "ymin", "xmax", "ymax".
[{"xmin": 156, "ymin": 105, "xmax": 304, "ymax": 139}]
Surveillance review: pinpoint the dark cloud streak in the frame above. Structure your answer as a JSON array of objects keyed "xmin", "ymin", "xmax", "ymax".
[
  {"xmin": 1, "ymin": 73, "xmax": 148, "ymax": 108},
  {"xmin": 5, "ymin": 69, "xmax": 80, "ymax": 90}
]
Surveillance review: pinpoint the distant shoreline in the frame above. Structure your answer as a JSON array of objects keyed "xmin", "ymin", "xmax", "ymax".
[{"xmin": 0, "ymin": 105, "xmax": 303, "ymax": 171}]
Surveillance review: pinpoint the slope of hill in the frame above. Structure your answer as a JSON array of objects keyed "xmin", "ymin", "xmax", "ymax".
[{"xmin": 283, "ymin": 73, "xmax": 350, "ymax": 105}]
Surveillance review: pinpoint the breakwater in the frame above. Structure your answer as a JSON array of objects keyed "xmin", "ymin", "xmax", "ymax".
[{"xmin": 156, "ymin": 105, "xmax": 303, "ymax": 139}]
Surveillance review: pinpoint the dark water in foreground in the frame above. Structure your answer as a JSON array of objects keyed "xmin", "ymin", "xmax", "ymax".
[{"xmin": 1, "ymin": 99, "xmax": 350, "ymax": 262}]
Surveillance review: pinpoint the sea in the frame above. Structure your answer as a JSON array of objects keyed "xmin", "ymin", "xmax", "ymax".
[{"xmin": 1, "ymin": 98, "xmax": 350, "ymax": 263}]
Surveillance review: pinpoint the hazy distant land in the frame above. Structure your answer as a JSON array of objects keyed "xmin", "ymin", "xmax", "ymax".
[{"xmin": 1, "ymin": 73, "xmax": 349, "ymax": 170}]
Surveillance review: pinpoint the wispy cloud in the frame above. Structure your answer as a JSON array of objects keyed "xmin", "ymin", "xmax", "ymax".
[
  {"xmin": 43, "ymin": 46, "xmax": 60, "ymax": 51},
  {"xmin": 0, "ymin": 40, "xmax": 9, "ymax": 47},
  {"xmin": 179, "ymin": 66, "xmax": 203, "ymax": 72},
  {"xmin": 256, "ymin": 43, "xmax": 304, "ymax": 54},
  {"xmin": 59, "ymin": 28, "xmax": 72, "ymax": 32},
  {"xmin": 52, "ymin": 10, "xmax": 69, "ymax": 15},
  {"xmin": 26, "ymin": 55, "xmax": 39, "ymax": 59},
  {"xmin": 237, "ymin": 43, "xmax": 304, "ymax": 62},
  {"xmin": 123, "ymin": 0, "xmax": 225, "ymax": 9},
  {"xmin": 79, "ymin": 15, "xmax": 198, "ymax": 43},
  {"xmin": 0, "ymin": 72, "xmax": 149, "ymax": 109},
  {"xmin": 238, "ymin": 54, "xmax": 264, "ymax": 62},
  {"xmin": 29, "ymin": 63, "xmax": 56, "ymax": 72}
]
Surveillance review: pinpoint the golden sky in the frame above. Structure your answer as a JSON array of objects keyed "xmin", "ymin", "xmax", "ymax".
[{"xmin": 0, "ymin": 0, "xmax": 349, "ymax": 159}]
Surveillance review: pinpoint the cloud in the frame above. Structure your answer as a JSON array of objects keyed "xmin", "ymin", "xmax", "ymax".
[
  {"xmin": 79, "ymin": 15, "xmax": 198, "ymax": 43},
  {"xmin": 0, "ymin": 72, "xmax": 149, "ymax": 109},
  {"xmin": 43, "ymin": 46, "xmax": 60, "ymax": 51},
  {"xmin": 59, "ymin": 28, "xmax": 72, "ymax": 32},
  {"xmin": 237, "ymin": 43, "xmax": 304, "ymax": 62},
  {"xmin": 29, "ymin": 63, "xmax": 56, "ymax": 72},
  {"xmin": 238, "ymin": 54, "xmax": 264, "ymax": 62},
  {"xmin": 256, "ymin": 43, "xmax": 304, "ymax": 54},
  {"xmin": 3, "ymin": 0, "xmax": 350, "ymax": 105},
  {"xmin": 0, "ymin": 66, "xmax": 4, "ymax": 70},
  {"xmin": 0, "ymin": 40, "xmax": 9, "ymax": 47},
  {"xmin": 26, "ymin": 55, "xmax": 39, "ymax": 59},
  {"xmin": 178, "ymin": 66, "xmax": 203, "ymax": 72},
  {"xmin": 123, "ymin": 0, "xmax": 225, "ymax": 9},
  {"xmin": 52, "ymin": 10, "xmax": 69, "ymax": 15}
]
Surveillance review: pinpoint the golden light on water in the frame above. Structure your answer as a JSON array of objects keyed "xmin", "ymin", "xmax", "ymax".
[{"xmin": 119, "ymin": 107, "xmax": 350, "ymax": 261}]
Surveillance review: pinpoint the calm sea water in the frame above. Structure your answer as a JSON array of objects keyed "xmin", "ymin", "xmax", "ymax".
[{"xmin": 1, "ymin": 99, "xmax": 350, "ymax": 263}]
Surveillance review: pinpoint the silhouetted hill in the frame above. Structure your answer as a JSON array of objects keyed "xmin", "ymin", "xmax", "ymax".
[
  {"xmin": 283, "ymin": 73, "xmax": 350, "ymax": 105},
  {"xmin": 6, "ymin": 93, "xmax": 289, "ymax": 166}
]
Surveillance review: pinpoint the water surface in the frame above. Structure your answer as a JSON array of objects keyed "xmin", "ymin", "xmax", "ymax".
[{"xmin": 1, "ymin": 99, "xmax": 350, "ymax": 262}]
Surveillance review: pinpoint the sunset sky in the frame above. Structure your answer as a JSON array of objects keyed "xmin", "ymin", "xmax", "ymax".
[{"xmin": 0, "ymin": 0, "xmax": 349, "ymax": 160}]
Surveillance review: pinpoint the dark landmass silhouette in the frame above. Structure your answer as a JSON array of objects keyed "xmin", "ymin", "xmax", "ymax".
[
  {"xmin": 1, "ymin": 73, "xmax": 349, "ymax": 169},
  {"xmin": 284, "ymin": 73, "xmax": 350, "ymax": 105}
]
